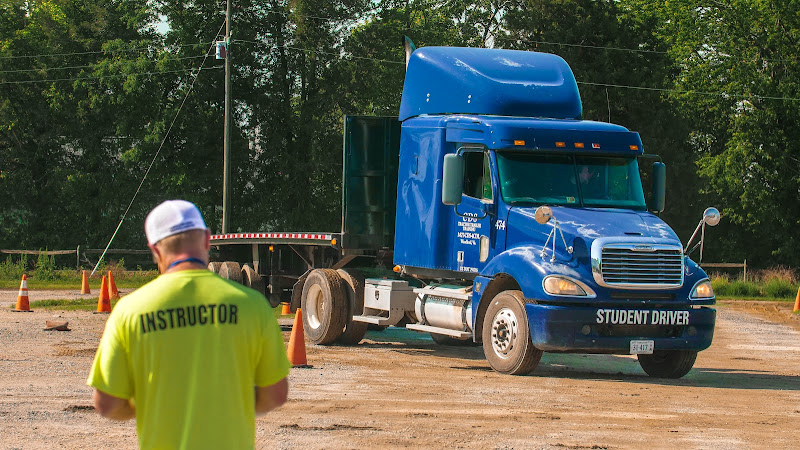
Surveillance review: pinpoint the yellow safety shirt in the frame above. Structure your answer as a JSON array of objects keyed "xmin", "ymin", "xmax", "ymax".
[{"xmin": 88, "ymin": 270, "xmax": 289, "ymax": 449}]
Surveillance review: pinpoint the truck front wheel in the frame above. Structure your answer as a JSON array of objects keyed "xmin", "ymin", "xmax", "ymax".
[
  {"xmin": 301, "ymin": 269, "xmax": 347, "ymax": 345},
  {"xmin": 637, "ymin": 350, "xmax": 697, "ymax": 378},
  {"xmin": 482, "ymin": 290, "xmax": 542, "ymax": 375}
]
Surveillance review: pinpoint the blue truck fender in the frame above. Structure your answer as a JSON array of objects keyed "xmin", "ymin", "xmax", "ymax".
[{"xmin": 471, "ymin": 246, "xmax": 586, "ymax": 341}]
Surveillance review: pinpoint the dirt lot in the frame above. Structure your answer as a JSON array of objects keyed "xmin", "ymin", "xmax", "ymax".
[{"xmin": 1, "ymin": 291, "xmax": 799, "ymax": 449}]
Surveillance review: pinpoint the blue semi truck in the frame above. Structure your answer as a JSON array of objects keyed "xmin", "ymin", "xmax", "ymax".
[{"xmin": 210, "ymin": 44, "xmax": 719, "ymax": 378}]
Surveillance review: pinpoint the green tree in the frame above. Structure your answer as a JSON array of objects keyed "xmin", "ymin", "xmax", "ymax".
[
  {"xmin": 502, "ymin": 0, "xmax": 704, "ymax": 243},
  {"xmin": 634, "ymin": 0, "xmax": 800, "ymax": 266},
  {"xmin": 0, "ymin": 0, "xmax": 163, "ymax": 251}
]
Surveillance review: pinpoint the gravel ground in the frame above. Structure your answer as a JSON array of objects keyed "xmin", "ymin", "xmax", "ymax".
[{"xmin": 1, "ymin": 291, "xmax": 799, "ymax": 449}]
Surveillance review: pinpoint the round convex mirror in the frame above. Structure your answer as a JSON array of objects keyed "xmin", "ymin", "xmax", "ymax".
[
  {"xmin": 534, "ymin": 206, "xmax": 553, "ymax": 225},
  {"xmin": 703, "ymin": 207, "xmax": 721, "ymax": 226}
]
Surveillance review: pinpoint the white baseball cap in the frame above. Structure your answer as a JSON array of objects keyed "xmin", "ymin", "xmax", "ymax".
[{"xmin": 144, "ymin": 200, "xmax": 208, "ymax": 245}]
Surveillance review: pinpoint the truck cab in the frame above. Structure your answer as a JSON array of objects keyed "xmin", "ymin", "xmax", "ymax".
[
  {"xmin": 372, "ymin": 46, "xmax": 716, "ymax": 377},
  {"xmin": 209, "ymin": 44, "xmax": 717, "ymax": 379}
]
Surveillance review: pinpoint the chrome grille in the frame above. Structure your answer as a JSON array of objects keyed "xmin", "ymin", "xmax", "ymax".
[{"xmin": 594, "ymin": 242, "xmax": 684, "ymax": 289}]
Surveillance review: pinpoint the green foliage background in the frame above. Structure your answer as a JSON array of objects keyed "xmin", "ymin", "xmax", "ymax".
[{"xmin": 1, "ymin": 0, "xmax": 798, "ymax": 268}]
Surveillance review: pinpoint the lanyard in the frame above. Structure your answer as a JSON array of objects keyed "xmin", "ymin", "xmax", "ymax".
[{"xmin": 167, "ymin": 257, "xmax": 207, "ymax": 270}]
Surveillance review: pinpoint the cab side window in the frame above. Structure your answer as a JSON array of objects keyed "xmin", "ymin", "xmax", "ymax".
[{"xmin": 463, "ymin": 151, "xmax": 493, "ymax": 201}]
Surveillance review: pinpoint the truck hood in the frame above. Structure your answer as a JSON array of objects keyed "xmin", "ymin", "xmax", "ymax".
[{"xmin": 507, "ymin": 206, "xmax": 680, "ymax": 251}]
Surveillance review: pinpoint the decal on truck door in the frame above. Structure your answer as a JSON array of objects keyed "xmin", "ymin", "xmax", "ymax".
[{"xmin": 454, "ymin": 150, "xmax": 494, "ymax": 273}]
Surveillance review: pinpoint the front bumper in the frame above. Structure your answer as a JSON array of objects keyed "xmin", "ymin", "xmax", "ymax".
[{"xmin": 525, "ymin": 303, "xmax": 716, "ymax": 353}]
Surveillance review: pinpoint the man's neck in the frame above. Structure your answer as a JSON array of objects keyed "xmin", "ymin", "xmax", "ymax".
[{"xmin": 162, "ymin": 255, "xmax": 208, "ymax": 274}]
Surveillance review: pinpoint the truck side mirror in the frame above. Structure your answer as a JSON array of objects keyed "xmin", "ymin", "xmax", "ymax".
[
  {"xmin": 650, "ymin": 162, "xmax": 666, "ymax": 213},
  {"xmin": 442, "ymin": 153, "xmax": 464, "ymax": 206}
]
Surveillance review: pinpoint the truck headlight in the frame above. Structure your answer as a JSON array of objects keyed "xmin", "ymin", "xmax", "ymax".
[
  {"xmin": 543, "ymin": 276, "xmax": 596, "ymax": 297},
  {"xmin": 690, "ymin": 279, "xmax": 714, "ymax": 299}
]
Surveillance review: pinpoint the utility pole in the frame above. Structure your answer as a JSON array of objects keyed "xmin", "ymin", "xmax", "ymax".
[{"xmin": 221, "ymin": 0, "xmax": 232, "ymax": 233}]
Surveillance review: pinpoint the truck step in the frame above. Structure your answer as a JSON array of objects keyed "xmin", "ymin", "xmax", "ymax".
[
  {"xmin": 405, "ymin": 323, "xmax": 472, "ymax": 339},
  {"xmin": 352, "ymin": 314, "xmax": 398, "ymax": 326}
]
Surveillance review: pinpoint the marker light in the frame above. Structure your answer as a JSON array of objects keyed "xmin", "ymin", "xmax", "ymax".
[
  {"xmin": 592, "ymin": 143, "xmax": 601, "ymax": 149},
  {"xmin": 543, "ymin": 276, "xmax": 595, "ymax": 297},
  {"xmin": 555, "ymin": 142, "xmax": 566, "ymax": 148},
  {"xmin": 331, "ymin": 238, "xmax": 337, "ymax": 246},
  {"xmin": 514, "ymin": 140, "xmax": 525, "ymax": 146},
  {"xmin": 393, "ymin": 265, "xmax": 401, "ymax": 273},
  {"xmin": 574, "ymin": 142, "xmax": 585, "ymax": 148},
  {"xmin": 268, "ymin": 245, "xmax": 274, "ymax": 252},
  {"xmin": 629, "ymin": 145, "xmax": 639, "ymax": 151},
  {"xmin": 690, "ymin": 280, "xmax": 715, "ymax": 299}
]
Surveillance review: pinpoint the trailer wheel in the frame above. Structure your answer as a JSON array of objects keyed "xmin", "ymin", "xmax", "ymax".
[
  {"xmin": 336, "ymin": 269, "xmax": 368, "ymax": 345},
  {"xmin": 482, "ymin": 290, "xmax": 542, "ymax": 375},
  {"xmin": 241, "ymin": 264, "xmax": 266, "ymax": 296},
  {"xmin": 638, "ymin": 350, "xmax": 697, "ymax": 378},
  {"xmin": 208, "ymin": 262, "xmax": 223, "ymax": 274},
  {"xmin": 218, "ymin": 262, "xmax": 242, "ymax": 284},
  {"xmin": 301, "ymin": 269, "xmax": 347, "ymax": 345}
]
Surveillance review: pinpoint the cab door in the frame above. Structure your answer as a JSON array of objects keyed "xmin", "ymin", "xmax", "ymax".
[{"xmin": 453, "ymin": 150, "xmax": 496, "ymax": 274}]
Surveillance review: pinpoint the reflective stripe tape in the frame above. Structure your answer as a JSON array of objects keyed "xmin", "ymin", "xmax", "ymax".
[{"xmin": 210, "ymin": 233, "xmax": 332, "ymax": 240}]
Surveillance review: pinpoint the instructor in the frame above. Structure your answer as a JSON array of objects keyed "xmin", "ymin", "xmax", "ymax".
[{"xmin": 88, "ymin": 199, "xmax": 289, "ymax": 449}]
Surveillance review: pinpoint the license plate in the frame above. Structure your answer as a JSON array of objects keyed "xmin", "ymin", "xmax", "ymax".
[{"xmin": 630, "ymin": 340, "xmax": 654, "ymax": 355}]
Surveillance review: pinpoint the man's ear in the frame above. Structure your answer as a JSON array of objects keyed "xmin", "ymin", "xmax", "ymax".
[
  {"xmin": 204, "ymin": 229, "xmax": 211, "ymax": 251},
  {"xmin": 148, "ymin": 244, "xmax": 161, "ymax": 265}
]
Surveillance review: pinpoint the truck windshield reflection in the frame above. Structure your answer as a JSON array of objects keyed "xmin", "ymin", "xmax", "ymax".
[{"xmin": 496, "ymin": 153, "xmax": 647, "ymax": 210}]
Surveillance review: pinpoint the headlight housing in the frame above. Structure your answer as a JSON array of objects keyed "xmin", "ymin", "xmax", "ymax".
[
  {"xmin": 690, "ymin": 279, "xmax": 715, "ymax": 299},
  {"xmin": 543, "ymin": 276, "xmax": 596, "ymax": 297}
]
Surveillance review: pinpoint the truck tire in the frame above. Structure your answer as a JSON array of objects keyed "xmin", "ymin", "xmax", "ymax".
[
  {"xmin": 218, "ymin": 262, "xmax": 242, "ymax": 284},
  {"xmin": 301, "ymin": 269, "xmax": 347, "ymax": 345},
  {"xmin": 481, "ymin": 290, "xmax": 542, "ymax": 375},
  {"xmin": 336, "ymin": 269, "xmax": 368, "ymax": 345},
  {"xmin": 430, "ymin": 333, "xmax": 477, "ymax": 346},
  {"xmin": 638, "ymin": 350, "xmax": 697, "ymax": 378},
  {"xmin": 241, "ymin": 264, "xmax": 266, "ymax": 296},
  {"xmin": 208, "ymin": 262, "xmax": 223, "ymax": 274}
]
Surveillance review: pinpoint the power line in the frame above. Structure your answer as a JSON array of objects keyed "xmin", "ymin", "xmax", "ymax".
[
  {"xmin": 0, "ymin": 41, "xmax": 215, "ymax": 60},
  {"xmin": 234, "ymin": 39, "xmax": 405, "ymax": 65},
  {"xmin": 258, "ymin": 7, "xmax": 800, "ymax": 64},
  {"xmin": 0, "ymin": 54, "xmax": 209, "ymax": 75},
  {"xmin": 255, "ymin": 7, "xmax": 670, "ymax": 56},
  {"xmin": 236, "ymin": 39, "xmax": 800, "ymax": 102},
  {"xmin": 91, "ymin": 19, "xmax": 228, "ymax": 276},
  {"xmin": 0, "ymin": 66, "xmax": 221, "ymax": 85},
  {"xmin": 578, "ymin": 81, "xmax": 800, "ymax": 103}
]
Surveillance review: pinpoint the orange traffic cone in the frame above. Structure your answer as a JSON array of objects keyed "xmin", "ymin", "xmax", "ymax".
[
  {"xmin": 281, "ymin": 302, "xmax": 291, "ymax": 315},
  {"xmin": 94, "ymin": 276, "xmax": 111, "ymax": 314},
  {"xmin": 287, "ymin": 308, "xmax": 308, "ymax": 367},
  {"xmin": 108, "ymin": 271, "xmax": 120, "ymax": 300},
  {"xmin": 793, "ymin": 287, "xmax": 800, "ymax": 313},
  {"xmin": 13, "ymin": 274, "xmax": 32, "ymax": 312},
  {"xmin": 80, "ymin": 270, "xmax": 91, "ymax": 294}
]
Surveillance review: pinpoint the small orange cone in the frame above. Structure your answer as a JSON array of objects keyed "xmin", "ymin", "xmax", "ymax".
[
  {"xmin": 281, "ymin": 302, "xmax": 291, "ymax": 315},
  {"xmin": 793, "ymin": 287, "xmax": 800, "ymax": 313},
  {"xmin": 108, "ymin": 271, "xmax": 120, "ymax": 300},
  {"xmin": 80, "ymin": 270, "xmax": 91, "ymax": 294},
  {"xmin": 286, "ymin": 308, "xmax": 308, "ymax": 367},
  {"xmin": 94, "ymin": 276, "xmax": 111, "ymax": 314},
  {"xmin": 13, "ymin": 274, "xmax": 32, "ymax": 312}
]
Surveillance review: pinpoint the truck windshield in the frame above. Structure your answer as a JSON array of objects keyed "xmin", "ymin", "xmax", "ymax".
[{"xmin": 496, "ymin": 153, "xmax": 647, "ymax": 210}]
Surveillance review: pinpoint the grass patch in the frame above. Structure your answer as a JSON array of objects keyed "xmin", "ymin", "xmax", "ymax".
[
  {"xmin": 0, "ymin": 254, "xmax": 158, "ymax": 289},
  {"xmin": 7, "ymin": 298, "xmax": 121, "ymax": 311},
  {"xmin": 710, "ymin": 266, "xmax": 798, "ymax": 301},
  {"xmin": 0, "ymin": 270, "xmax": 158, "ymax": 289}
]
